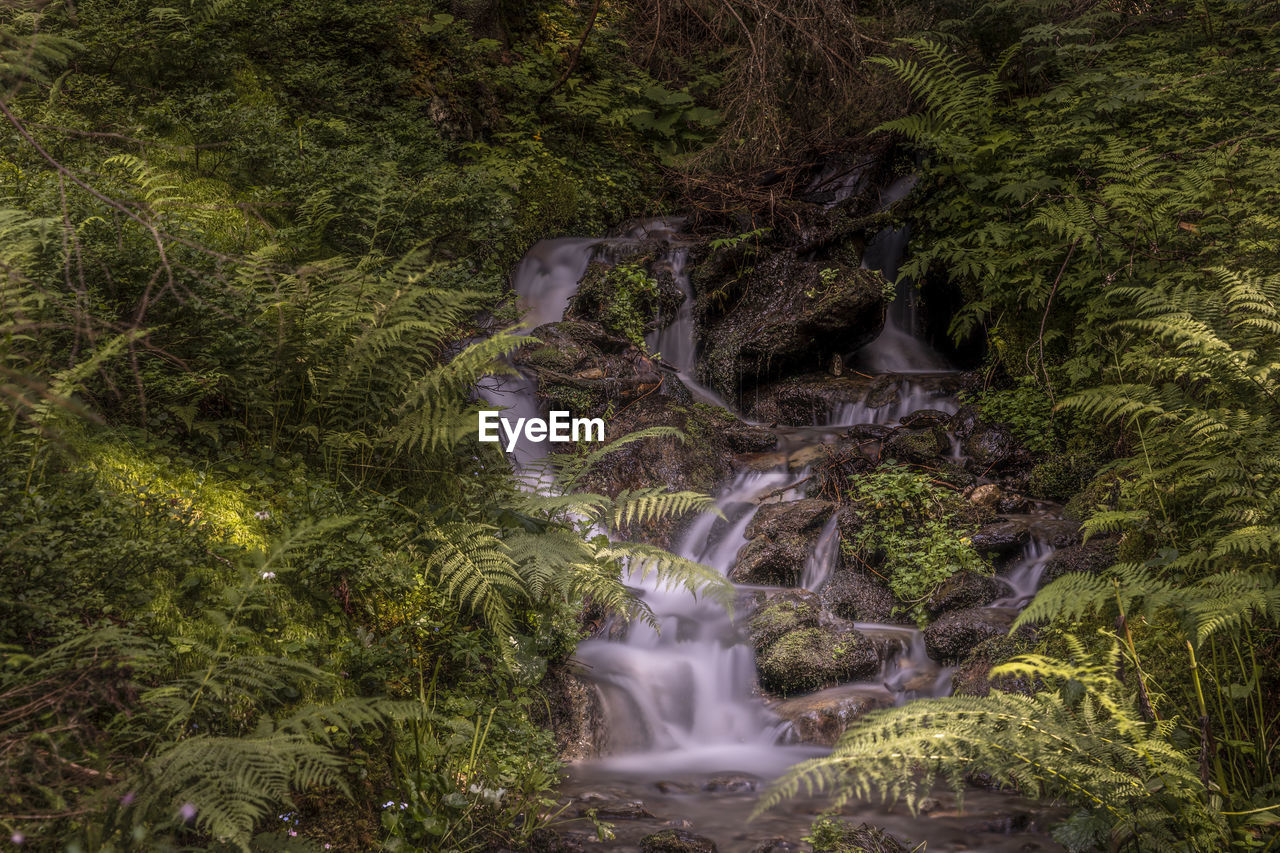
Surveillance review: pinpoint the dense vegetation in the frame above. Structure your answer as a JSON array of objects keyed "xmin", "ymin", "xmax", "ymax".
[{"xmin": 3, "ymin": 0, "xmax": 1279, "ymax": 851}]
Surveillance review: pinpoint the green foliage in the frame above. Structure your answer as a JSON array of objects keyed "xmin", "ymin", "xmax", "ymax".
[
  {"xmin": 761, "ymin": 640, "xmax": 1235, "ymax": 852},
  {"xmin": 582, "ymin": 261, "xmax": 660, "ymax": 348},
  {"xmin": 961, "ymin": 376, "xmax": 1056, "ymax": 452},
  {"xmin": 844, "ymin": 467, "xmax": 988, "ymax": 624},
  {"xmin": 828, "ymin": 7, "xmax": 1280, "ymax": 846}
]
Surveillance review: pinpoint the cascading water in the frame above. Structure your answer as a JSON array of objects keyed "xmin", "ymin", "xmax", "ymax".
[
  {"xmin": 574, "ymin": 468, "xmax": 821, "ymax": 776},
  {"xmin": 490, "ymin": 210, "xmax": 1067, "ymax": 851}
]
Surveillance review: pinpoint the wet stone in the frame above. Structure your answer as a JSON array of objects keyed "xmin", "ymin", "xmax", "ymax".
[
  {"xmin": 751, "ymin": 839, "xmax": 804, "ymax": 853},
  {"xmin": 923, "ymin": 607, "xmax": 1016, "ymax": 663},
  {"xmin": 702, "ymin": 774, "xmax": 758, "ymax": 793},
  {"xmin": 970, "ymin": 521, "xmax": 1031, "ymax": 558},
  {"xmin": 640, "ymin": 828, "xmax": 718, "ymax": 853},
  {"xmin": 577, "ymin": 798, "xmax": 654, "ymax": 819}
]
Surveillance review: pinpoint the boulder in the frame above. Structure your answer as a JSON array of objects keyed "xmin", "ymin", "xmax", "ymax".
[
  {"xmin": 731, "ymin": 500, "xmax": 836, "ymax": 586},
  {"xmin": 731, "ymin": 536, "xmax": 807, "ymax": 586},
  {"xmin": 694, "ymin": 250, "xmax": 885, "ymax": 400},
  {"xmin": 820, "ymin": 571, "xmax": 901, "ymax": 624},
  {"xmin": 745, "ymin": 499, "xmax": 835, "ymax": 539},
  {"xmin": 968, "ymin": 483, "xmax": 1002, "ymax": 510},
  {"xmin": 924, "ymin": 571, "xmax": 1005, "ymax": 618},
  {"xmin": 883, "ymin": 428, "xmax": 944, "ymax": 463},
  {"xmin": 773, "ymin": 685, "xmax": 888, "ymax": 745},
  {"xmin": 743, "ymin": 373, "xmax": 872, "ymax": 425},
  {"xmin": 1040, "ymin": 537, "xmax": 1118, "ymax": 586},
  {"xmin": 962, "ymin": 423, "xmax": 1016, "ymax": 469},
  {"xmin": 567, "ymin": 258, "xmax": 684, "ymax": 340},
  {"xmin": 577, "ymin": 799, "xmax": 653, "ymax": 819},
  {"xmin": 757, "ymin": 624, "xmax": 879, "ymax": 696},
  {"xmin": 641, "ymin": 829, "xmax": 718, "ymax": 853},
  {"xmin": 923, "ymin": 607, "xmax": 1015, "ymax": 663},
  {"xmin": 748, "ymin": 591, "xmax": 821, "ymax": 650},
  {"xmin": 969, "ymin": 521, "xmax": 1030, "ymax": 558},
  {"xmin": 532, "ymin": 664, "xmax": 605, "ymax": 761}
]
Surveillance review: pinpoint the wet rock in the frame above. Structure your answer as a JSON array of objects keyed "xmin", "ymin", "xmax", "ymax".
[
  {"xmin": 947, "ymin": 404, "xmax": 982, "ymax": 439},
  {"xmin": 530, "ymin": 827, "xmax": 589, "ymax": 853},
  {"xmin": 745, "ymin": 499, "xmax": 835, "ymax": 539},
  {"xmin": 748, "ymin": 591, "xmax": 821, "ymax": 650},
  {"xmin": 968, "ymin": 483, "xmax": 1003, "ymax": 510},
  {"xmin": 640, "ymin": 828, "xmax": 718, "ymax": 853},
  {"xmin": 695, "ymin": 250, "xmax": 885, "ymax": 400},
  {"xmin": 533, "ymin": 663, "xmax": 605, "ymax": 761},
  {"xmin": 731, "ymin": 500, "xmax": 836, "ymax": 586},
  {"xmin": 731, "ymin": 537, "xmax": 808, "ymax": 586},
  {"xmin": 577, "ymin": 798, "xmax": 654, "ymax": 819},
  {"xmin": 820, "ymin": 571, "xmax": 901, "ymax": 624},
  {"xmin": 751, "ymin": 839, "xmax": 803, "ymax": 853},
  {"xmin": 515, "ymin": 320, "xmax": 664, "ymax": 419},
  {"xmin": 743, "ymin": 373, "xmax": 870, "ymax": 424},
  {"xmin": 703, "ymin": 774, "xmax": 758, "ymax": 793},
  {"xmin": 997, "ymin": 494, "xmax": 1030, "ymax": 514},
  {"xmin": 917, "ymin": 797, "xmax": 942, "ymax": 814},
  {"xmin": 952, "ymin": 635, "xmax": 1038, "ymax": 697},
  {"xmin": 848, "ymin": 423, "xmax": 893, "ymax": 441},
  {"xmin": 1040, "ymin": 537, "xmax": 1118, "ymax": 586},
  {"xmin": 923, "ymin": 607, "xmax": 1015, "ymax": 663},
  {"xmin": 568, "ymin": 258, "xmax": 683, "ymax": 338},
  {"xmin": 883, "ymin": 428, "xmax": 943, "ymax": 463},
  {"xmin": 808, "ymin": 820, "xmax": 910, "ymax": 853},
  {"xmin": 924, "ymin": 571, "xmax": 1005, "ymax": 617},
  {"xmin": 773, "ymin": 685, "xmax": 887, "ymax": 745},
  {"xmin": 654, "ymin": 781, "xmax": 694, "ymax": 794},
  {"xmin": 899, "ymin": 408, "xmax": 953, "ymax": 428},
  {"xmin": 757, "ymin": 623, "xmax": 879, "ymax": 696},
  {"xmin": 963, "ymin": 424, "xmax": 1016, "ymax": 469},
  {"xmin": 969, "ymin": 521, "xmax": 1031, "ymax": 558},
  {"xmin": 576, "ymin": 396, "xmax": 774, "ymax": 542}
]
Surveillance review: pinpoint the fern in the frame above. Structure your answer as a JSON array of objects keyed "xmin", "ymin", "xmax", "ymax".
[{"xmin": 758, "ymin": 643, "xmax": 1229, "ymax": 852}]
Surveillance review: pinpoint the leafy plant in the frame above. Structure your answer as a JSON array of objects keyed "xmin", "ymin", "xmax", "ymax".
[{"xmin": 843, "ymin": 466, "xmax": 988, "ymax": 624}]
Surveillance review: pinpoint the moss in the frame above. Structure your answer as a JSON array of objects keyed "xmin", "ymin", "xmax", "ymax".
[
  {"xmin": 749, "ymin": 595, "xmax": 819, "ymax": 650},
  {"xmin": 757, "ymin": 626, "xmax": 878, "ymax": 696},
  {"xmin": 525, "ymin": 343, "xmax": 580, "ymax": 373}
]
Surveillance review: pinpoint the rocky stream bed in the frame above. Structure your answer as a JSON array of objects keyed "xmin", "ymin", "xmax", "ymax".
[{"xmin": 485, "ymin": 176, "xmax": 1109, "ymax": 852}]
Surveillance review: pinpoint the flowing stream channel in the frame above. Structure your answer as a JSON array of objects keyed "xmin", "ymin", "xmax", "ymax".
[{"xmin": 491, "ymin": 218, "xmax": 1068, "ymax": 851}]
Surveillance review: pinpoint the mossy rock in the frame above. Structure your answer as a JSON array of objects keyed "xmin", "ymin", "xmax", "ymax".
[
  {"xmin": 640, "ymin": 829, "xmax": 718, "ymax": 853},
  {"xmin": 951, "ymin": 634, "xmax": 1038, "ymax": 698},
  {"xmin": 749, "ymin": 591, "xmax": 821, "ymax": 650},
  {"xmin": 757, "ymin": 625, "xmax": 878, "ymax": 696},
  {"xmin": 883, "ymin": 428, "xmax": 943, "ymax": 463}
]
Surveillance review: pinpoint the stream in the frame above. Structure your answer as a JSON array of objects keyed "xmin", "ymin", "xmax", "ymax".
[{"xmin": 492, "ymin": 218, "xmax": 1067, "ymax": 851}]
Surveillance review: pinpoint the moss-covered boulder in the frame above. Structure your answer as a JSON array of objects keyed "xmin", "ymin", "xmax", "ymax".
[
  {"xmin": 568, "ymin": 258, "xmax": 683, "ymax": 346},
  {"xmin": 951, "ymin": 635, "xmax": 1038, "ymax": 698},
  {"xmin": 514, "ymin": 320, "xmax": 664, "ymax": 418},
  {"xmin": 640, "ymin": 829, "xmax": 718, "ymax": 853},
  {"xmin": 883, "ymin": 427, "xmax": 944, "ymax": 463},
  {"xmin": 757, "ymin": 624, "xmax": 879, "ymax": 696},
  {"xmin": 748, "ymin": 591, "xmax": 821, "ymax": 650},
  {"xmin": 807, "ymin": 818, "xmax": 910, "ymax": 853}
]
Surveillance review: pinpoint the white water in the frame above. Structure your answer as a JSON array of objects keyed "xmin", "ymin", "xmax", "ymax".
[{"xmin": 485, "ymin": 210, "xmax": 1067, "ymax": 848}]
